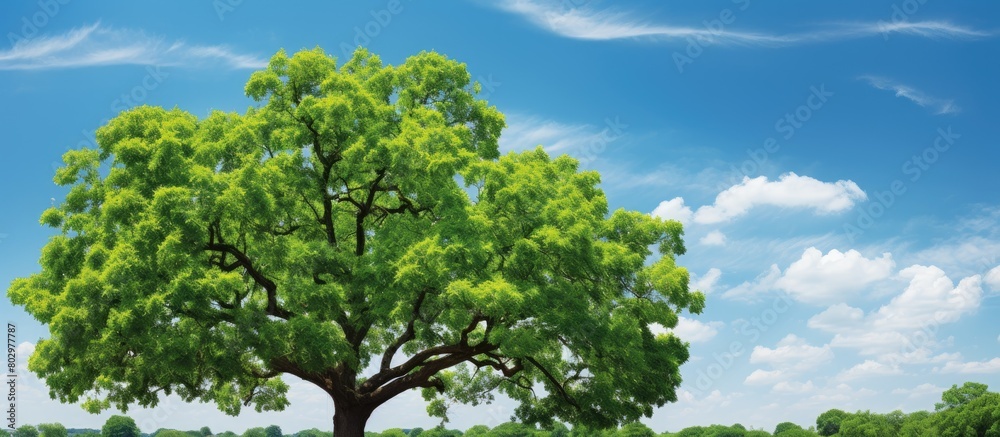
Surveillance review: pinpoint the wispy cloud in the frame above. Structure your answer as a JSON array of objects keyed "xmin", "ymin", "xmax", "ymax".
[
  {"xmin": 861, "ymin": 75, "xmax": 960, "ymax": 115},
  {"xmin": 0, "ymin": 23, "xmax": 267, "ymax": 70},
  {"xmin": 495, "ymin": 0, "xmax": 791, "ymax": 45},
  {"xmin": 500, "ymin": 113, "xmax": 594, "ymax": 154},
  {"xmin": 493, "ymin": 0, "xmax": 991, "ymax": 46}
]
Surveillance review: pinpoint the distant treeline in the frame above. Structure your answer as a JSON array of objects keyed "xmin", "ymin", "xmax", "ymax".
[{"xmin": 4, "ymin": 382, "xmax": 996, "ymax": 437}]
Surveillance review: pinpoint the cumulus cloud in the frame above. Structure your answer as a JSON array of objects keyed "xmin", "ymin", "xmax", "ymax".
[
  {"xmin": 805, "ymin": 383, "xmax": 877, "ymax": 405},
  {"xmin": 986, "ymin": 266, "xmax": 1000, "ymax": 291},
  {"xmin": 892, "ymin": 383, "xmax": 945, "ymax": 399},
  {"xmin": 750, "ymin": 334, "xmax": 834, "ymax": 371},
  {"xmin": 652, "ymin": 197, "xmax": 693, "ymax": 225},
  {"xmin": 938, "ymin": 358, "xmax": 1000, "ymax": 374},
  {"xmin": 666, "ymin": 317, "xmax": 725, "ymax": 343},
  {"xmin": 772, "ymin": 380, "xmax": 816, "ymax": 395},
  {"xmin": 693, "ymin": 173, "xmax": 866, "ymax": 224},
  {"xmin": 0, "ymin": 23, "xmax": 266, "ymax": 70},
  {"xmin": 745, "ymin": 335, "xmax": 832, "ymax": 391},
  {"xmin": 722, "ymin": 264, "xmax": 782, "ymax": 301},
  {"xmin": 808, "ymin": 265, "xmax": 984, "ymax": 356},
  {"xmin": 723, "ymin": 246, "xmax": 893, "ymax": 304},
  {"xmin": 744, "ymin": 369, "xmax": 785, "ymax": 386},
  {"xmin": 700, "ymin": 230, "xmax": 727, "ymax": 246},
  {"xmin": 837, "ymin": 360, "xmax": 903, "ymax": 380},
  {"xmin": 775, "ymin": 248, "xmax": 895, "ymax": 305},
  {"xmin": 691, "ymin": 268, "xmax": 722, "ymax": 294}
]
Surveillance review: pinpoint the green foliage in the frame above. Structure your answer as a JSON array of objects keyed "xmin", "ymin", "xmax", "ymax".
[
  {"xmin": 917, "ymin": 392, "xmax": 1000, "ymax": 436},
  {"xmin": 38, "ymin": 424, "xmax": 68, "ymax": 437},
  {"xmin": 408, "ymin": 428, "xmax": 425, "ymax": 437},
  {"xmin": 292, "ymin": 431, "xmax": 328, "ymax": 437},
  {"xmin": 773, "ymin": 422, "xmax": 800, "ymax": 435},
  {"xmin": 154, "ymin": 432, "xmax": 191, "ymax": 437},
  {"xmin": 14, "ymin": 426, "xmax": 39, "ymax": 437},
  {"xmin": 487, "ymin": 422, "xmax": 536, "ymax": 437},
  {"xmin": 200, "ymin": 427, "xmax": 213, "ymax": 437},
  {"xmin": 8, "ymin": 46, "xmax": 700, "ymax": 433},
  {"xmin": 241, "ymin": 429, "xmax": 266, "ymax": 437},
  {"xmin": 101, "ymin": 416, "xmax": 139, "ymax": 437},
  {"xmin": 415, "ymin": 428, "xmax": 461, "ymax": 437},
  {"xmin": 379, "ymin": 430, "xmax": 407, "ymax": 437},
  {"xmin": 935, "ymin": 381, "xmax": 988, "ymax": 411},
  {"xmin": 815, "ymin": 409, "xmax": 847, "ymax": 436},
  {"xmin": 837, "ymin": 410, "xmax": 907, "ymax": 437},
  {"xmin": 617, "ymin": 422, "xmax": 655, "ymax": 437},
  {"xmin": 264, "ymin": 427, "xmax": 281, "ymax": 437},
  {"xmin": 462, "ymin": 426, "xmax": 489, "ymax": 437},
  {"xmin": 545, "ymin": 423, "xmax": 569, "ymax": 437}
]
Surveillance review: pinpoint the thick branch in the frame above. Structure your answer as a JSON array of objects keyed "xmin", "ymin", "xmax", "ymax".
[
  {"xmin": 379, "ymin": 288, "xmax": 429, "ymax": 373},
  {"xmin": 469, "ymin": 355, "xmax": 524, "ymax": 378},
  {"xmin": 367, "ymin": 341, "xmax": 495, "ymax": 405},
  {"xmin": 204, "ymin": 223, "xmax": 292, "ymax": 320},
  {"xmin": 361, "ymin": 315, "xmax": 489, "ymax": 394}
]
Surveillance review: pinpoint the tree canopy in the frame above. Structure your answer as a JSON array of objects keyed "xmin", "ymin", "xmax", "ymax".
[
  {"xmin": 100, "ymin": 416, "xmax": 139, "ymax": 437},
  {"xmin": 934, "ymin": 381, "xmax": 988, "ymax": 411},
  {"xmin": 8, "ymin": 47, "xmax": 701, "ymax": 435}
]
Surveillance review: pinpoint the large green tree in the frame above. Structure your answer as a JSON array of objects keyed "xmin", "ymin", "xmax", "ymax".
[
  {"xmin": 934, "ymin": 381, "xmax": 988, "ymax": 411},
  {"xmin": 37, "ymin": 424, "xmax": 67, "ymax": 437},
  {"xmin": 8, "ymin": 47, "xmax": 702, "ymax": 436},
  {"xmin": 101, "ymin": 416, "xmax": 140, "ymax": 437}
]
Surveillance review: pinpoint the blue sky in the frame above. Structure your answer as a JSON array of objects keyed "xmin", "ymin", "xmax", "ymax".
[{"xmin": 2, "ymin": 0, "xmax": 999, "ymax": 433}]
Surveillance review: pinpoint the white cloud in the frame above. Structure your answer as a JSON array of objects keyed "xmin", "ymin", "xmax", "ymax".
[
  {"xmin": 723, "ymin": 247, "xmax": 895, "ymax": 304},
  {"xmin": 872, "ymin": 265, "xmax": 981, "ymax": 330},
  {"xmin": 668, "ymin": 317, "xmax": 724, "ymax": 343},
  {"xmin": 500, "ymin": 113, "xmax": 592, "ymax": 153},
  {"xmin": 939, "ymin": 358, "xmax": 1000, "ymax": 374},
  {"xmin": 700, "ymin": 230, "xmax": 727, "ymax": 246},
  {"xmin": 807, "ymin": 303, "xmax": 865, "ymax": 331},
  {"xmin": 745, "ymin": 336, "xmax": 833, "ymax": 392},
  {"xmin": 693, "ymin": 173, "xmax": 867, "ymax": 224},
  {"xmin": 0, "ymin": 23, "xmax": 266, "ymax": 70},
  {"xmin": 772, "ymin": 380, "xmax": 816, "ymax": 395},
  {"xmin": 691, "ymin": 268, "xmax": 722, "ymax": 294},
  {"xmin": 722, "ymin": 264, "xmax": 781, "ymax": 301},
  {"xmin": 493, "ymin": 0, "xmax": 790, "ymax": 44},
  {"xmin": 861, "ymin": 76, "xmax": 960, "ymax": 115},
  {"xmin": 675, "ymin": 389, "xmax": 742, "ymax": 414},
  {"xmin": 16, "ymin": 341, "xmax": 35, "ymax": 373},
  {"xmin": 837, "ymin": 360, "xmax": 903, "ymax": 380},
  {"xmin": 808, "ymin": 265, "xmax": 984, "ymax": 356},
  {"xmin": 652, "ymin": 197, "xmax": 693, "ymax": 225},
  {"xmin": 492, "ymin": 1, "xmax": 990, "ymax": 44},
  {"xmin": 750, "ymin": 334, "xmax": 834, "ymax": 371},
  {"xmin": 805, "ymin": 383, "xmax": 877, "ymax": 405},
  {"xmin": 879, "ymin": 349, "xmax": 961, "ymax": 365},
  {"xmin": 744, "ymin": 369, "xmax": 785, "ymax": 386},
  {"xmin": 986, "ymin": 266, "xmax": 1000, "ymax": 291},
  {"xmin": 775, "ymin": 248, "xmax": 895, "ymax": 305},
  {"xmin": 892, "ymin": 383, "xmax": 945, "ymax": 399},
  {"xmin": 499, "ymin": 113, "xmax": 625, "ymax": 168}
]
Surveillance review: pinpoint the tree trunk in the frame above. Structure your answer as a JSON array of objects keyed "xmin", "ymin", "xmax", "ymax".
[{"xmin": 332, "ymin": 402, "xmax": 374, "ymax": 437}]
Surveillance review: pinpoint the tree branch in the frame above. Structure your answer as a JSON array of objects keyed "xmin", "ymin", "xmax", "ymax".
[
  {"xmin": 204, "ymin": 222, "xmax": 292, "ymax": 320},
  {"xmin": 525, "ymin": 356, "xmax": 580, "ymax": 410},
  {"xmin": 379, "ymin": 288, "xmax": 429, "ymax": 373}
]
